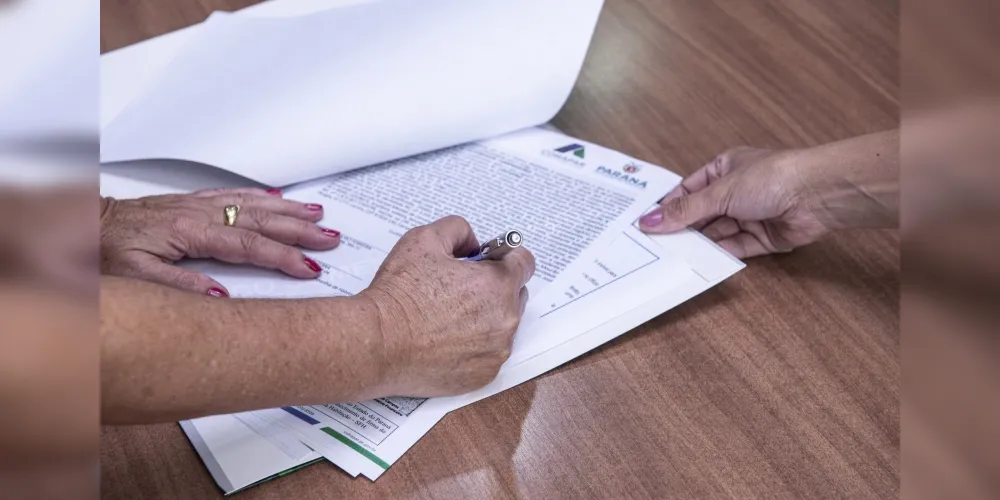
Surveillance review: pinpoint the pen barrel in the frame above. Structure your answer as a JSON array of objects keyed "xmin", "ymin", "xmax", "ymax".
[
  {"xmin": 473, "ymin": 230, "xmax": 523, "ymax": 261},
  {"xmin": 480, "ymin": 241, "xmax": 514, "ymax": 260}
]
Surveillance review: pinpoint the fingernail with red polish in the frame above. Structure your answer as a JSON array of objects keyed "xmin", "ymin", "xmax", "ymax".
[
  {"xmin": 640, "ymin": 210, "xmax": 663, "ymax": 227},
  {"xmin": 266, "ymin": 189, "xmax": 282, "ymax": 197},
  {"xmin": 305, "ymin": 203, "xmax": 323, "ymax": 211},
  {"xmin": 304, "ymin": 257, "xmax": 322, "ymax": 273},
  {"xmin": 207, "ymin": 287, "xmax": 229, "ymax": 298},
  {"xmin": 321, "ymin": 228, "xmax": 341, "ymax": 238}
]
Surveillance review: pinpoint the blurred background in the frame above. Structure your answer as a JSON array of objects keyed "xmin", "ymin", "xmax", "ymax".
[
  {"xmin": 1, "ymin": 0, "xmax": 999, "ymax": 498},
  {"xmin": 0, "ymin": 0, "xmax": 98, "ymax": 499},
  {"xmin": 902, "ymin": 0, "xmax": 1000, "ymax": 498}
]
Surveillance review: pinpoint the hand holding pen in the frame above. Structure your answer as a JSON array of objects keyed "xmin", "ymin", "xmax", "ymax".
[
  {"xmin": 462, "ymin": 230, "xmax": 524, "ymax": 262},
  {"xmin": 361, "ymin": 217, "xmax": 535, "ymax": 397}
]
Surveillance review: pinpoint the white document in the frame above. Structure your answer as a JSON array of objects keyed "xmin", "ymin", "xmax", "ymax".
[
  {"xmin": 101, "ymin": 0, "xmax": 381, "ymax": 130},
  {"xmin": 231, "ymin": 411, "xmax": 315, "ymax": 461},
  {"xmin": 180, "ymin": 415, "xmax": 324, "ymax": 495},
  {"xmin": 101, "ymin": 0, "xmax": 604, "ymax": 186},
  {"xmin": 155, "ymin": 127, "xmax": 676, "ymax": 313}
]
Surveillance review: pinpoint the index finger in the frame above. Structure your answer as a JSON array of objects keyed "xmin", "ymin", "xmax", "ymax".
[
  {"xmin": 498, "ymin": 247, "xmax": 536, "ymax": 288},
  {"xmin": 662, "ymin": 151, "xmax": 734, "ymax": 201},
  {"xmin": 427, "ymin": 215, "xmax": 480, "ymax": 258}
]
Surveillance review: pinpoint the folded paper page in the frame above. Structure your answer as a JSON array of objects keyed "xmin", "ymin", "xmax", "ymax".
[
  {"xmin": 100, "ymin": 0, "xmax": 378, "ymax": 129},
  {"xmin": 100, "ymin": 0, "xmax": 605, "ymax": 186}
]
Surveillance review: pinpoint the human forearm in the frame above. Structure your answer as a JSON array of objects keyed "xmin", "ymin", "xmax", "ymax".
[
  {"xmin": 639, "ymin": 129, "xmax": 901, "ymax": 258},
  {"xmin": 793, "ymin": 129, "xmax": 900, "ymax": 231},
  {"xmin": 100, "ymin": 276, "xmax": 385, "ymax": 424}
]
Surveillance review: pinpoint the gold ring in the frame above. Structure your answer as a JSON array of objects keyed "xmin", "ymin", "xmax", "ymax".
[{"xmin": 223, "ymin": 205, "xmax": 240, "ymax": 226}]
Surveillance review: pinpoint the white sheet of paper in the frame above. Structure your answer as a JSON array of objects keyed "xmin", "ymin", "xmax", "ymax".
[
  {"xmin": 180, "ymin": 415, "xmax": 325, "ymax": 495},
  {"xmin": 101, "ymin": 0, "xmax": 604, "ymax": 186},
  {"xmin": 231, "ymin": 411, "xmax": 315, "ymax": 461},
  {"xmin": 101, "ymin": 0, "xmax": 379, "ymax": 130}
]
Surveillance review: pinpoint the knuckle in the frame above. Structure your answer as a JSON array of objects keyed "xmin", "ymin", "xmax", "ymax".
[
  {"xmin": 290, "ymin": 220, "xmax": 316, "ymax": 241},
  {"xmin": 245, "ymin": 208, "xmax": 272, "ymax": 229},
  {"xmin": 280, "ymin": 244, "xmax": 301, "ymax": 262},
  {"xmin": 267, "ymin": 241, "xmax": 302, "ymax": 267},
  {"xmin": 499, "ymin": 315, "xmax": 520, "ymax": 336},
  {"xmin": 437, "ymin": 215, "xmax": 472, "ymax": 234},
  {"xmin": 169, "ymin": 214, "xmax": 195, "ymax": 236},
  {"xmin": 711, "ymin": 152, "xmax": 733, "ymax": 179},
  {"xmin": 407, "ymin": 225, "xmax": 432, "ymax": 240},
  {"xmin": 663, "ymin": 196, "xmax": 688, "ymax": 218},
  {"xmin": 440, "ymin": 214, "xmax": 468, "ymax": 226},
  {"xmin": 521, "ymin": 251, "xmax": 537, "ymax": 276},
  {"xmin": 171, "ymin": 271, "xmax": 202, "ymax": 290},
  {"xmin": 169, "ymin": 217, "xmax": 203, "ymax": 249},
  {"xmin": 238, "ymin": 230, "xmax": 264, "ymax": 254}
]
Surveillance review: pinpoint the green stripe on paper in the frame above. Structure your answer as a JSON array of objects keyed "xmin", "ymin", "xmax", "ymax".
[
  {"xmin": 320, "ymin": 427, "xmax": 390, "ymax": 470},
  {"xmin": 226, "ymin": 458, "xmax": 323, "ymax": 496}
]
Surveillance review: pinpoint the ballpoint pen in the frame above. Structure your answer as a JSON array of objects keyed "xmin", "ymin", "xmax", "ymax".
[{"xmin": 463, "ymin": 230, "xmax": 523, "ymax": 261}]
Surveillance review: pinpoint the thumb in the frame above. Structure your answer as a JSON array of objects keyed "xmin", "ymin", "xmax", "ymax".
[
  {"xmin": 639, "ymin": 187, "xmax": 725, "ymax": 234},
  {"xmin": 122, "ymin": 255, "xmax": 230, "ymax": 297}
]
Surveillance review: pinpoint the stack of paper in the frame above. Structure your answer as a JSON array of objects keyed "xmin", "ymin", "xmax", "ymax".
[{"xmin": 100, "ymin": 0, "xmax": 744, "ymax": 494}]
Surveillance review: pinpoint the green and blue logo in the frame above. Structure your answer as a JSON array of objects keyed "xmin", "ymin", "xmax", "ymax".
[{"xmin": 554, "ymin": 143, "xmax": 586, "ymax": 159}]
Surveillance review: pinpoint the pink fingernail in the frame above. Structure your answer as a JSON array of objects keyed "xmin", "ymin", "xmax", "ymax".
[
  {"xmin": 321, "ymin": 228, "xmax": 341, "ymax": 238},
  {"xmin": 207, "ymin": 287, "xmax": 229, "ymax": 298},
  {"xmin": 305, "ymin": 203, "xmax": 323, "ymax": 211},
  {"xmin": 640, "ymin": 210, "xmax": 663, "ymax": 227},
  {"xmin": 304, "ymin": 257, "xmax": 322, "ymax": 273},
  {"xmin": 266, "ymin": 189, "xmax": 282, "ymax": 197}
]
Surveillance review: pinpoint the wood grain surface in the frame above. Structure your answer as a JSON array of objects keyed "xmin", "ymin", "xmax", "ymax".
[{"xmin": 100, "ymin": 1, "xmax": 900, "ymax": 498}]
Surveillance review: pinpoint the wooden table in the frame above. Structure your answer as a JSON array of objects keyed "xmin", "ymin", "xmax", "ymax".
[{"xmin": 100, "ymin": 1, "xmax": 900, "ymax": 498}]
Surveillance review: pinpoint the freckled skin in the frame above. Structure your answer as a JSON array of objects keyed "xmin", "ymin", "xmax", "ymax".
[
  {"xmin": 100, "ymin": 187, "xmax": 341, "ymax": 295},
  {"xmin": 362, "ymin": 216, "xmax": 534, "ymax": 397},
  {"xmin": 101, "ymin": 216, "xmax": 533, "ymax": 424}
]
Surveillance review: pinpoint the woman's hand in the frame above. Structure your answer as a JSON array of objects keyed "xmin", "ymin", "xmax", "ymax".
[
  {"xmin": 360, "ymin": 216, "xmax": 534, "ymax": 398},
  {"xmin": 100, "ymin": 187, "xmax": 341, "ymax": 296},
  {"xmin": 639, "ymin": 131, "xmax": 899, "ymax": 258},
  {"xmin": 639, "ymin": 147, "xmax": 830, "ymax": 258}
]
